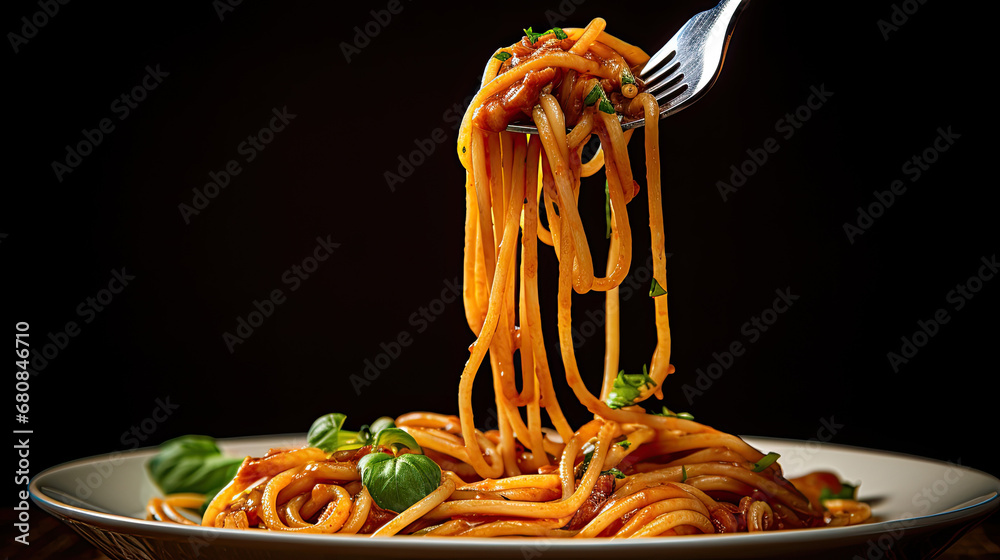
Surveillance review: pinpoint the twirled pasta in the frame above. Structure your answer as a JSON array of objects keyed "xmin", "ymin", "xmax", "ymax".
[{"xmin": 147, "ymin": 18, "xmax": 870, "ymax": 539}]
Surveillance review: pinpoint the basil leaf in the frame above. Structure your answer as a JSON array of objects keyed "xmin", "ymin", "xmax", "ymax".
[
  {"xmin": 523, "ymin": 27, "xmax": 543, "ymax": 43},
  {"xmin": 359, "ymin": 452, "xmax": 441, "ymax": 513},
  {"xmin": 307, "ymin": 413, "xmax": 364, "ymax": 452},
  {"xmin": 649, "ymin": 277, "xmax": 667, "ymax": 297},
  {"xmin": 147, "ymin": 435, "xmax": 243, "ymax": 496},
  {"xmin": 372, "ymin": 427, "xmax": 421, "ymax": 454},
  {"xmin": 751, "ymin": 452, "xmax": 781, "ymax": 473},
  {"xmin": 494, "ymin": 52, "xmax": 512, "ymax": 62},
  {"xmin": 820, "ymin": 482, "xmax": 858, "ymax": 501},
  {"xmin": 358, "ymin": 416, "xmax": 396, "ymax": 445},
  {"xmin": 369, "ymin": 416, "xmax": 396, "ymax": 436},
  {"xmin": 617, "ymin": 440, "xmax": 630, "ymax": 449},
  {"xmin": 681, "ymin": 465, "xmax": 688, "ymax": 483}
]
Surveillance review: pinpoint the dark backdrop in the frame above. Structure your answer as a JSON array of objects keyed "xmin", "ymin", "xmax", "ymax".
[{"xmin": 7, "ymin": 0, "xmax": 996, "ymax": 495}]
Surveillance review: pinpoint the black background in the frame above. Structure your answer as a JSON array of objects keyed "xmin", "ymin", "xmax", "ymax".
[{"xmin": 6, "ymin": 0, "xmax": 996, "ymax": 504}]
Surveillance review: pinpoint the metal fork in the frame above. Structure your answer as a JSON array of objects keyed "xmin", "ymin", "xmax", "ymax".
[{"xmin": 506, "ymin": 0, "xmax": 751, "ymax": 134}]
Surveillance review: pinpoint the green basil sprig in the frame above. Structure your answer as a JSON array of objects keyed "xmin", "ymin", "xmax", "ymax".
[
  {"xmin": 147, "ymin": 435, "xmax": 244, "ymax": 513},
  {"xmin": 358, "ymin": 439, "xmax": 440, "ymax": 513},
  {"xmin": 605, "ymin": 365, "xmax": 657, "ymax": 409},
  {"xmin": 307, "ymin": 413, "xmax": 397, "ymax": 453},
  {"xmin": 306, "ymin": 413, "xmax": 441, "ymax": 512}
]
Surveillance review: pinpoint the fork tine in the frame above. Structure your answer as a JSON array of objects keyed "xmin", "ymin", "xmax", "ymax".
[
  {"xmin": 640, "ymin": 36, "xmax": 679, "ymax": 80},
  {"xmin": 641, "ymin": 59, "xmax": 681, "ymax": 91},
  {"xmin": 507, "ymin": 0, "xmax": 750, "ymax": 134},
  {"xmin": 644, "ymin": 63, "xmax": 683, "ymax": 96},
  {"xmin": 656, "ymin": 83, "xmax": 691, "ymax": 109}
]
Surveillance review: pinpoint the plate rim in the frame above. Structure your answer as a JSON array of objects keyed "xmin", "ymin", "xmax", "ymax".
[{"xmin": 29, "ymin": 434, "xmax": 1000, "ymax": 551}]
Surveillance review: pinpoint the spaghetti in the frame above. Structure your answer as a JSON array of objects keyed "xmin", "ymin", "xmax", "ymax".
[{"xmin": 147, "ymin": 19, "xmax": 870, "ymax": 538}]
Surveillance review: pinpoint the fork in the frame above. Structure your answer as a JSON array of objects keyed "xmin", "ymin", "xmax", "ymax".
[{"xmin": 506, "ymin": 0, "xmax": 751, "ymax": 134}]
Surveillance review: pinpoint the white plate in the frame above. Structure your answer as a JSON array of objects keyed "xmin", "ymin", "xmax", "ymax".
[{"xmin": 30, "ymin": 435, "xmax": 1000, "ymax": 559}]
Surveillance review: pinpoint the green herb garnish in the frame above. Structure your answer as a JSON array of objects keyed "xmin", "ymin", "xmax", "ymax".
[
  {"xmin": 605, "ymin": 180, "xmax": 612, "ymax": 239},
  {"xmin": 494, "ymin": 52, "xmax": 512, "ymax": 62},
  {"xmin": 820, "ymin": 482, "xmax": 858, "ymax": 502},
  {"xmin": 751, "ymin": 452, "xmax": 781, "ymax": 473},
  {"xmin": 598, "ymin": 97, "xmax": 615, "ymax": 114},
  {"xmin": 681, "ymin": 465, "xmax": 688, "ymax": 483},
  {"xmin": 621, "ymin": 67, "xmax": 637, "ymax": 86},
  {"xmin": 650, "ymin": 405, "xmax": 694, "ymax": 420},
  {"xmin": 523, "ymin": 26, "xmax": 567, "ymax": 44},
  {"xmin": 359, "ymin": 451, "xmax": 441, "ymax": 512},
  {"xmin": 147, "ymin": 435, "xmax": 245, "ymax": 514},
  {"xmin": 602, "ymin": 468, "xmax": 626, "ymax": 479},
  {"xmin": 649, "ymin": 277, "xmax": 667, "ymax": 297},
  {"xmin": 583, "ymin": 83, "xmax": 617, "ymax": 115},
  {"xmin": 605, "ymin": 365, "xmax": 657, "ymax": 409},
  {"xmin": 584, "ymin": 84, "xmax": 603, "ymax": 106}
]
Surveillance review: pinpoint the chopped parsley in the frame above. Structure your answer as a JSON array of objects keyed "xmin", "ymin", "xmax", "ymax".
[
  {"xmin": 605, "ymin": 365, "xmax": 657, "ymax": 409},
  {"xmin": 583, "ymin": 83, "xmax": 616, "ymax": 115},
  {"xmin": 523, "ymin": 26, "xmax": 568, "ymax": 44},
  {"xmin": 621, "ymin": 67, "xmax": 637, "ymax": 86},
  {"xmin": 820, "ymin": 482, "xmax": 858, "ymax": 501},
  {"xmin": 751, "ymin": 452, "xmax": 781, "ymax": 473},
  {"xmin": 649, "ymin": 405, "xmax": 694, "ymax": 420},
  {"xmin": 602, "ymin": 468, "xmax": 626, "ymax": 479}
]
